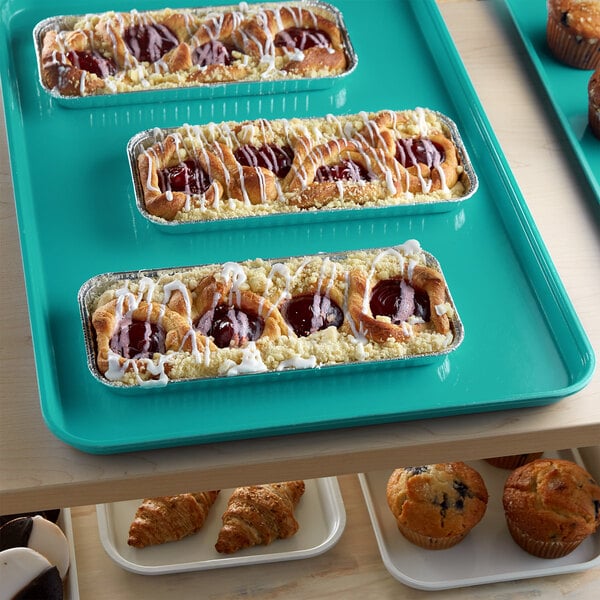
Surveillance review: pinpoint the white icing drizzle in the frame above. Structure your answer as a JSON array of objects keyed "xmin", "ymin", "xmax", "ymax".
[
  {"xmin": 221, "ymin": 341, "xmax": 267, "ymax": 376},
  {"xmin": 276, "ymin": 355, "xmax": 317, "ymax": 371}
]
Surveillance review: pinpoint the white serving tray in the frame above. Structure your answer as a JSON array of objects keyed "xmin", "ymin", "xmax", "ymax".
[
  {"xmin": 96, "ymin": 477, "xmax": 345, "ymax": 574},
  {"xmin": 58, "ymin": 508, "xmax": 80, "ymax": 600},
  {"xmin": 359, "ymin": 449, "xmax": 600, "ymax": 590}
]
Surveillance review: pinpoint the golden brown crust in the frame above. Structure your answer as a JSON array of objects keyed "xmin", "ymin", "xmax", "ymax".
[
  {"xmin": 386, "ymin": 463, "xmax": 488, "ymax": 548},
  {"xmin": 40, "ymin": 30, "xmax": 108, "ymax": 96},
  {"xmin": 127, "ymin": 490, "xmax": 220, "ymax": 548},
  {"xmin": 346, "ymin": 263, "xmax": 450, "ymax": 344},
  {"xmin": 502, "ymin": 458, "xmax": 600, "ymax": 546},
  {"xmin": 91, "ymin": 296, "xmax": 210, "ymax": 376},
  {"xmin": 136, "ymin": 135, "xmax": 224, "ymax": 220},
  {"xmin": 233, "ymin": 6, "xmax": 347, "ymax": 75},
  {"xmin": 192, "ymin": 273, "xmax": 288, "ymax": 340},
  {"xmin": 215, "ymin": 481, "xmax": 305, "ymax": 554},
  {"xmin": 284, "ymin": 139, "xmax": 404, "ymax": 208}
]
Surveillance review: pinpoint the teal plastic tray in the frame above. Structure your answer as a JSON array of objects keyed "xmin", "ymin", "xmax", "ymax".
[
  {"xmin": 503, "ymin": 0, "xmax": 600, "ymax": 204},
  {"xmin": 0, "ymin": 0, "xmax": 594, "ymax": 454}
]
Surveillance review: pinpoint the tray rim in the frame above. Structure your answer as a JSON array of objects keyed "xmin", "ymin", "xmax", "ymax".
[
  {"xmin": 358, "ymin": 448, "xmax": 600, "ymax": 591},
  {"xmin": 96, "ymin": 476, "xmax": 346, "ymax": 574},
  {"xmin": 0, "ymin": 0, "xmax": 595, "ymax": 454}
]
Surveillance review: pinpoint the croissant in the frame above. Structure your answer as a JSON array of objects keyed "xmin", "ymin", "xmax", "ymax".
[
  {"xmin": 127, "ymin": 491, "xmax": 219, "ymax": 548},
  {"xmin": 215, "ymin": 481, "xmax": 305, "ymax": 554}
]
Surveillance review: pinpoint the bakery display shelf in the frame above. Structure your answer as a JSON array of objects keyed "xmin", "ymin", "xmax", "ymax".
[
  {"xmin": 359, "ymin": 449, "xmax": 600, "ymax": 591},
  {"xmin": 502, "ymin": 0, "xmax": 600, "ymax": 205},
  {"xmin": 0, "ymin": 0, "xmax": 594, "ymax": 454},
  {"xmin": 96, "ymin": 477, "xmax": 345, "ymax": 574}
]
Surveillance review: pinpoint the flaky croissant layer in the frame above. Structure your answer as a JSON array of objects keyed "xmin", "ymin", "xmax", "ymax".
[
  {"xmin": 128, "ymin": 491, "xmax": 220, "ymax": 548},
  {"xmin": 215, "ymin": 481, "xmax": 306, "ymax": 554}
]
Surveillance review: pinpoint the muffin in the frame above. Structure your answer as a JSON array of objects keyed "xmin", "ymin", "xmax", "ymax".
[
  {"xmin": 547, "ymin": 0, "xmax": 600, "ymax": 70},
  {"xmin": 386, "ymin": 463, "xmax": 489, "ymax": 550},
  {"xmin": 484, "ymin": 452, "xmax": 544, "ymax": 470},
  {"xmin": 589, "ymin": 67, "xmax": 600, "ymax": 137},
  {"xmin": 503, "ymin": 458, "xmax": 600, "ymax": 558}
]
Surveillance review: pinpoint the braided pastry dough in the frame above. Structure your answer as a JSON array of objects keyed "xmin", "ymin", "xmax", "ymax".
[
  {"xmin": 215, "ymin": 481, "xmax": 305, "ymax": 554},
  {"xmin": 346, "ymin": 263, "xmax": 450, "ymax": 344},
  {"xmin": 85, "ymin": 240, "xmax": 460, "ymax": 387},
  {"xmin": 37, "ymin": 3, "xmax": 351, "ymax": 98},
  {"xmin": 127, "ymin": 491, "xmax": 219, "ymax": 548},
  {"xmin": 134, "ymin": 109, "xmax": 471, "ymax": 223}
]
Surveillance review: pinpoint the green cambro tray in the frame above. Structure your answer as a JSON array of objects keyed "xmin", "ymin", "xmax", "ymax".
[
  {"xmin": 0, "ymin": 0, "xmax": 594, "ymax": 454},
  {"xmin": 503, "ymin": 0, "xmax": 600, "ymax": 204}
]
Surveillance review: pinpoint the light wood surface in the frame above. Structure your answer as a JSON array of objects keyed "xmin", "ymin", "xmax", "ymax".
[{"xmin": 1, "ymin": 1, "xmax": 599, "ymax": 595}]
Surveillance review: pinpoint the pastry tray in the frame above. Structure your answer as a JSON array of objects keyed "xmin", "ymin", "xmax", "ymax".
[
  {"xmin": 78, "ymin": 243, "xmax": 464, "ymax": 389},
  {"xmin": 32, "ymin": 1, "xmax": 358, "ymax": 108},
  {"xmin": 0, "ymin": 0, "xmax": 594, "ymax": 453},
  {"xmin": 127, "ymin": 109, "xmax": 479, "ymax": 230},
  {"xmin": 358, "ymin": 448, "xmax": 600, "ymax": 590},
  {"xmin": 96, "ymin": 477, "xmax": 345, "ymax": 574},
  {"xmin": 502, "ymin": 0, "xmax": 600, "ymax": 205}
]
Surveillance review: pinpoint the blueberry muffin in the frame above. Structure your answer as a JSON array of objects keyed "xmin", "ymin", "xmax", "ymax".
[
  {"xmin": 386, "ymin": 463, "xmax": 489, "ymax": 550},
  {"xmin": 484, "ymin": 452, "xmax": 544, "ymax": 470},
  {"xmin": 547, "ymin": 0, "xmax": 600, "ymax": 70},
  {"xmin": 503, "ymin": 458, "xmax": 600, "ymax": 558}
]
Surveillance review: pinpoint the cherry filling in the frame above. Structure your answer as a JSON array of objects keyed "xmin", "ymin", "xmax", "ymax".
[
  {"xmin": 124, "ymin": 23, "xmax": 178, "ymax": 63},
  {"xmin": 395, "ymin": 138, "xmax": 446, "ymax": 168},
  {"xmin": 110, "ymin": 320, "xmax": 166, "ymax": 359},
  {"xmin": 192, "ymin": 40, "xmax": 235, "ymax": 67},
  {"xmin": 66, "ymin": 50, "xmax": 117, "ymax": 78},
  {"xmin": 274, "ymin": 27, "xmax": 331, "ymax": 51},
  {"xmin": 370, "ymin": 279, "xmax": 431, "ymax": 324},
  {"xmin": 315, "ymin": 159, "xmax": 372, "ymax": 183},
  {"xmin": 234, "ymin": 144, "xmax": 294, "ymax": 178},
  {"xmin": 196, "ymin": 304, "xmax": 264, "ymax": 348},
  {"xmin": 157, "ymin": 159, "xmax": 212, "ymax": 195},
  {"xmin": 282, "ymin": 293, "xmax": 344, "ymax": 337}
]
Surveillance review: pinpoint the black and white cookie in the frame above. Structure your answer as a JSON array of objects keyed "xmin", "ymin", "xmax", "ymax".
[
  {"xmin": 0, "ymin": 515, "xmax": 69, "ymax": 579},
  {"xmin": 0, "ymin": 547, "xmax": 62, "ymax": 600}
]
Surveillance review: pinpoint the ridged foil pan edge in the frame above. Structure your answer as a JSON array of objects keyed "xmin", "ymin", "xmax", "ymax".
[{"xmin": 78, "ymin": 241, "xmax": 465, "ymax": 391}]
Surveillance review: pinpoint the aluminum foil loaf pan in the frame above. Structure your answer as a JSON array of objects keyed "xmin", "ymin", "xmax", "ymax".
[
  {"xmin": 33, "ymin": 1, "xmax": 357, "ymax": 108},
  {"xmin": 78, "ymin": 239, "xmax": 464, "ymax": 390},
  {"xmin": 128, "ymin": 108, "xmax": 479, "ymax": 232}
]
